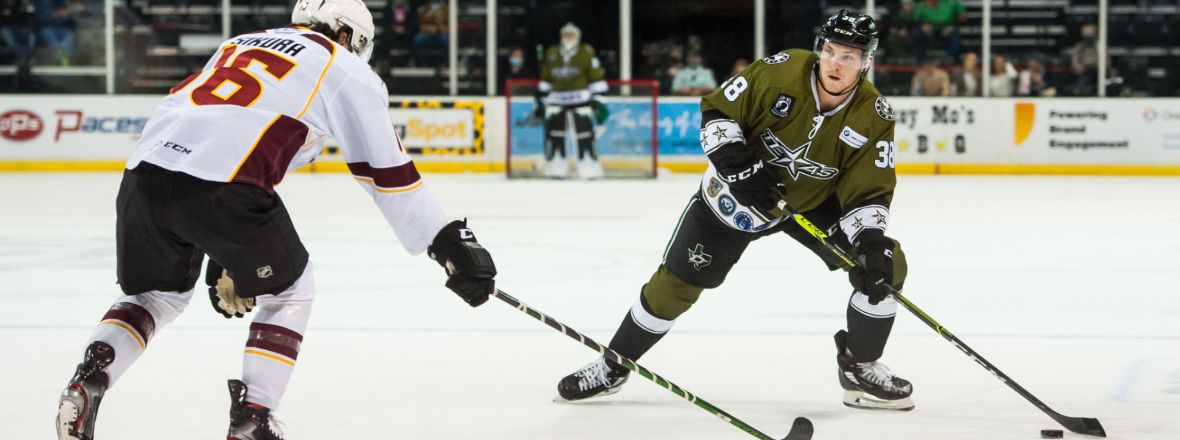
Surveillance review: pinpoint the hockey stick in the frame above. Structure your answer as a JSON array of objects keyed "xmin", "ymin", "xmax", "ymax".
[
  {"xmin": 775, "ymin": 205, "xmax": 1106, "ymax": 437},
  {"xmin": 491, "ymin": 289, "xmax": 814, "ymax": 440}
]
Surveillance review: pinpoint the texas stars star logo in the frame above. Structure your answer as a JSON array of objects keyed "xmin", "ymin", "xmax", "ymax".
[
  {"xmin": 759, "ymin": 129, "xmax": 839, "ymax": 181},
  {"xmin": 711, "ymin": 125, "xmax": 728, "ymax": 143}
]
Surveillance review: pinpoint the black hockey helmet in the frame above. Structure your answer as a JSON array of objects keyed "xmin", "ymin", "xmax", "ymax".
[{"xmin": 814, "ymin": 9, "xmax": 879, "ymax": 57}]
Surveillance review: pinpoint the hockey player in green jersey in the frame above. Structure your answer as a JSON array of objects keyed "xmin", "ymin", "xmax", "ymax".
[
  {"xmin": 557, "ymin": 10, "xmax": 914, "ymax": 411},
  {"xmin": 535, "ymin": 22, "xmax": 609, "ymax": 179}
]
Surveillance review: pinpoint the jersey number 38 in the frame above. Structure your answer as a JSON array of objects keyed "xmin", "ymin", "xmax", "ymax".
[{"xmin": 874, "ymin": 140, "xmax": 896, "ymax": 169}]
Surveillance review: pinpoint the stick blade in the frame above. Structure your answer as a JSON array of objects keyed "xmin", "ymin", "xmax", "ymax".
[
  {"xmin": 1058, "ymin": 416, "xmax": 1106, "ymax": 437},
  {"xmin": 782, "ymin": 417, "xmax": 813, "ymax": 440}
]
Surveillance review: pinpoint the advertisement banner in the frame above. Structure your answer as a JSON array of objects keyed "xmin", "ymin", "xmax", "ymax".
[
  {"xmin": 0, "ymin": 96, "xmax": 157, "ymax": 160},
  {"xmin": 388, "ymin": 100, "xmax": 486, "ymax": 156},
  {"xmin": 507, "ymin": 100, "xmax": 702, "ymax": 157}
]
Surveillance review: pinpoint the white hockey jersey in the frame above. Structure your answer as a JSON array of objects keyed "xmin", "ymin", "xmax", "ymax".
[{"xmin": 127, "ymin": 27, "xmax": 447, "ymax": 254}]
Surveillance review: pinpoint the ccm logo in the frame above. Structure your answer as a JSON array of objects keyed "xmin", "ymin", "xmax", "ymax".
[
  {"xmin": 460, "ymin": 229, "xmax": 474, "ymax": 239},
  {"xmin": 0, "ymin": 110, "xmax": 44, "ymax": 141}
]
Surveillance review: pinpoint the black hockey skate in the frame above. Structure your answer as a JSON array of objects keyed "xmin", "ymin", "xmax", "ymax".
[
  {"xmin": 56, "ymin": 342, "xmax": 114, "ymax": 440},
  {"xmin": 556, "ymin": 357, "xmax": 630, "ymax": 402},
  {"xmin": 227, "ymin": 380, "xmax": 285, "ymax": 440},
  {"xmin": 834, "ymin": 330, "xmax": 914, "ymax": 411}
]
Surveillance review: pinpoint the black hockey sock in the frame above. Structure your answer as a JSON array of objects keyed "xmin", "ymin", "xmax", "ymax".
[
  {"xmin": 844, "ymin": 293, "xmax": 896, "ymax": 363},
  {"xmin": 605, "ymin": 295, "xmax": 669, "ymax": 371},
  {"xmin": 577, "ymin": 140, "xmax": 597, "ymax": 160}
]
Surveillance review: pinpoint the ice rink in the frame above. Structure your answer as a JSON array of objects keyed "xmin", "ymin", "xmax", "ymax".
[{"xmin": 2, "ymin": 172, "xmax": 1177, "ymax": 440}]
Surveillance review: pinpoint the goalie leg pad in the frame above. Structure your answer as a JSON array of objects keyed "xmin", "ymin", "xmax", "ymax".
[
  {"xmin": 544, "ymin": 108, "xmax": 568, "ymax": 160},
  {"xmin": 572, "ymin": 108, "xmax": 597, "ymax": 160}
]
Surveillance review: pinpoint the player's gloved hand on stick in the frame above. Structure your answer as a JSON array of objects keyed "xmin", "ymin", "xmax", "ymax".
[
  {"xmin": 205, "ymin": 259, "xmax": 254, "ymax": 318},
  {"xmin": 848, "ymin": 232, "xmax": 895, "ymax": 305},
  {"xmin": 590, "ymin": 98, "xmax": 610, "ymax": 123},
  {"xmin": 428, "ymin": 219, "xmax": 497, "ymax": 307},
  {"xmin": 708, "ymin": 143, "xmax": 785, "ymax": 217}
]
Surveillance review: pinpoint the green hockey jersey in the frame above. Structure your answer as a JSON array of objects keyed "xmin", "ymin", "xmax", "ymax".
[
  {"xmin": 698, "ymin": 49, "xmax": 897, "ymax": 243},
  {"xmin": 539, "ymin": 44, "xmax": 607, "ymax": 106}
]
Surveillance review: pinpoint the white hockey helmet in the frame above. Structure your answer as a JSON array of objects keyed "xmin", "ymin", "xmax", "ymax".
[
  {"xmin": 291, "ymin": 0, "xmax": 375, "ymax": 62},
  {"xmin": 560, "ymin": 22, "xmax": 581, "ymax": 47}
]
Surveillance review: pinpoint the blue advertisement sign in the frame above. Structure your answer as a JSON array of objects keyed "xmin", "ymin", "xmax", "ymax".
[{"xmin": 508, "ymin": 101, "xmax": 703, "ymax": 157}]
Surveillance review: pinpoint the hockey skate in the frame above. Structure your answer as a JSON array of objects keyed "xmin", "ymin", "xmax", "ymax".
[
  {"xmin": 57, "ymin": 342, "xmax": 114, "ymax": 440},
  {"xmin": 542, "ymin": 156, "xmax": 569, "ymax": 179},
  {"xmin": 834, "ymin": 330, "xmax": 914, "ymax": 411},
  {"xmin": 226, "ymin": 380, "xmax": 285, "ymax": 440},
  {"xmin": 575, "ymin": 157, "xmax": 604, "ymax": 180},
  {"xmin": 556, "ymin": 357, "xmax": 630, "ymax": 402}
]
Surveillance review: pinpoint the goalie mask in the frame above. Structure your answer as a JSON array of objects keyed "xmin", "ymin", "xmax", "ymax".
[
  {"xmin": 560, "ymin": 22, "xmax": 581, "ymax": 52},
  {"xmin": 292, "ymin": 0, "xmax": 375, "ymax": 62}
]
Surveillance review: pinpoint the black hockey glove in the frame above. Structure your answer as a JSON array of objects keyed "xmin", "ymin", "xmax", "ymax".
[
  {"xmin": 848, "ymin": 232, "xmax": 895, "ymax": 305},
  {"xmin": 206, "ymin": 259, "xmax": 253, "ymax": 319},
  {"xmin": 427, "ymin": 219, "xmax": 497, "ymax": 307},
  {"xmin": 708, "ymin": 143, "xmax": 785, "ymax": 217}
]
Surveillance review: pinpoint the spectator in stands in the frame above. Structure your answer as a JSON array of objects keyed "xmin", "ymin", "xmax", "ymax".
[
  {"xmin": 1017, "ymin": 55, "xmax": 1056, "ymax": 97},
  {"xmin": 949, "ymin": 51, "xmax": 981, "ymax": 96},
  {"xmin": 671, "ymin": 52, "xmax": 717, "ymax": 96},
  {"xmin": 911, "ymin": 58, "xmax": 949, "ymax": 96},
  {"xmin": 988, "ymin": 54, "xmax": 1017, "ymax": 97},
  {"xmin": 909, "ymin": 0, "xmax": 966, "ymax": 63},
  {"xmin": 880, "ymin": 0, "xmax": 915, "ymax": 64},
  {"xmin": 412, "ymin": 0, "xmax": 448, "ymax": 67},
  {"xmin": 1070, "ymin": 23, "xmax": 1099, "ymax": 96},
  {"xmin": 503, "ymin": 46, "xmax": 535, "ymax": 79},
  {"xmin": 0, "ymin": 0, "xmax": 36, "ymax": 65},
  {"xmin": 34, "ymin": 0, "xmax": 78, "ymax": 66},
  {"xmin": 730, "ymin": 58, "xmax": 748, "ymax": 77}
]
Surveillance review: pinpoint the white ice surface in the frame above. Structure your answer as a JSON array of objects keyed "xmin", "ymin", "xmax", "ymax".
[{"xmin": 1, "ymin": 173, "xmax": 1178, "ymax": 440}]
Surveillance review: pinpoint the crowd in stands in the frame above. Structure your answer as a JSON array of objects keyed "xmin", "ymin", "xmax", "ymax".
[{"xmin": 1, "ymin": 0, "xmax": 91, "ymax": 67}]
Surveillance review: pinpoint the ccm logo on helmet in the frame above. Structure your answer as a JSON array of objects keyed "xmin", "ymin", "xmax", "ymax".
[{"xmin": 0, "ymin": 110, "xmax": 44, "ymax": 141}]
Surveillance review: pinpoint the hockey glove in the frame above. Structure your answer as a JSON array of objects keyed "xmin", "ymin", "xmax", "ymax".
[
  {"xmin": 848, "ymin": 232, "xmax": 895, "ymax": 305},
  {"xmin": 708, "ymin": 143, "xmax": 785, "ymax": 218},
  {"xmin": 205, "ymin": 259, "xmax": 254, "ymax": 319},
  {"xmin": 428, "ymin": 219, "xmax": 497, "ymax": 307},
  {"xmin": 590, "ymin": 99, "xmax": 610, "ymax": 124}
]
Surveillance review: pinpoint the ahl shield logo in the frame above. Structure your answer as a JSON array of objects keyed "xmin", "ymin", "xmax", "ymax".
[
  {"xmin": 687, "ymin": 244, "xmax": 713, "ymax": 270},
  {"xmin": 770, "ymin": 94, "xmax": 794, "ymax": 118},
  {"xmin": 760, "ymin": 129, "xmax": 839, "ymax": 181}
]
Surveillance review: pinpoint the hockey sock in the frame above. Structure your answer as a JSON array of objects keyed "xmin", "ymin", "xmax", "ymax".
[
  {"xmin": 844, "ymin": 290, "xmax": 898, "ymax": 362},
  {"xmin": 87, "ymin": 290, "xmax": 194, "ymax": 385},
  {"xmin": 241, "ymin": 262, "xmax": 315, "ymax": 410},
  {"xmin": 574, "ymin": 112, "xmax": 596, "ymax": 160},
  {"xmin": 605, "ymin": 294, "xmax": 673, "ymax": 370}
]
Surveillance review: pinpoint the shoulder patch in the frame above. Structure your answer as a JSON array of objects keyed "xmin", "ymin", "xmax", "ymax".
[
  {"xmin": 838, "ymin": 126, "xmax": 868, "ymax": 149},
  {"xmin": 761, "ymin": 53, "xmax": 791, "ymax": 64},
  {"xmin": 770, "ymin": 94, "xmax": 795, "ymax": 118},
  {"xmin": 874, "ymin": 97, "xmax": 896, "ymax": 122}
]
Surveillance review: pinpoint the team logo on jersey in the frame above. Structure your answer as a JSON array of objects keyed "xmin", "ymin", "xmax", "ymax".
[
  {"xmin": 688, "ymin": 244, "xmax": 713, "ymax": 270},
  {"xmin": 706, "ymin": 177, "xmax": 724, "ymax": 198},
  {"xmin": 762, "ymin": 53, "xmax": 791, "ymax": 64},
  {"xmin": 718, "ymin": 195, "xmax": 736, "ymax": 216},
  {"xmin": 760, "ymin": 129, "xmax": 840, "ymax": 181},
  {"xmin": 770, "ymin": 94, "xmax": 795, "ymax": 118},
  {"xmin": 839, "ymin": 126, "xmax": 867, "ymax": 149},
  {"xmin": 875, "ymin": 97, "xmax": 896, "ymax": 122},
  {"xmin": 256, "ymin": 266, "xmax": 274, "ymax": 279},
  {"xmin": 734, "ymin": 212, "xmax": 754, "ymax": 231}
]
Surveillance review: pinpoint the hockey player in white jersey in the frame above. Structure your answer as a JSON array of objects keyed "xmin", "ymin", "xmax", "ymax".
[{"xmin": 55, "ymin": 2, "xmax": 497, "ymax": 440}]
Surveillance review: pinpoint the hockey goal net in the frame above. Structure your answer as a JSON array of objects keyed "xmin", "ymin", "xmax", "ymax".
[{"xmin": 505, "ymin": 79, "xmax": 659, "ymax": 178}]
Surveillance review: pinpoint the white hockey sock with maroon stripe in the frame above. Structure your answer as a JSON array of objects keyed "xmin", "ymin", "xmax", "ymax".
[
  {"xmin": 242, "ymin": 262, "xmax": 314, "ymax": 410},
  {"xmin": 87, "ymin": 289, "xmax": 194, "ymax": 385}
]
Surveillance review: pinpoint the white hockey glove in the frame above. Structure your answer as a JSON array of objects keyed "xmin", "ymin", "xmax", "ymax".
[{"xmin": 205, "ymin": 260, "xmax": 254, "ymax": 318}]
